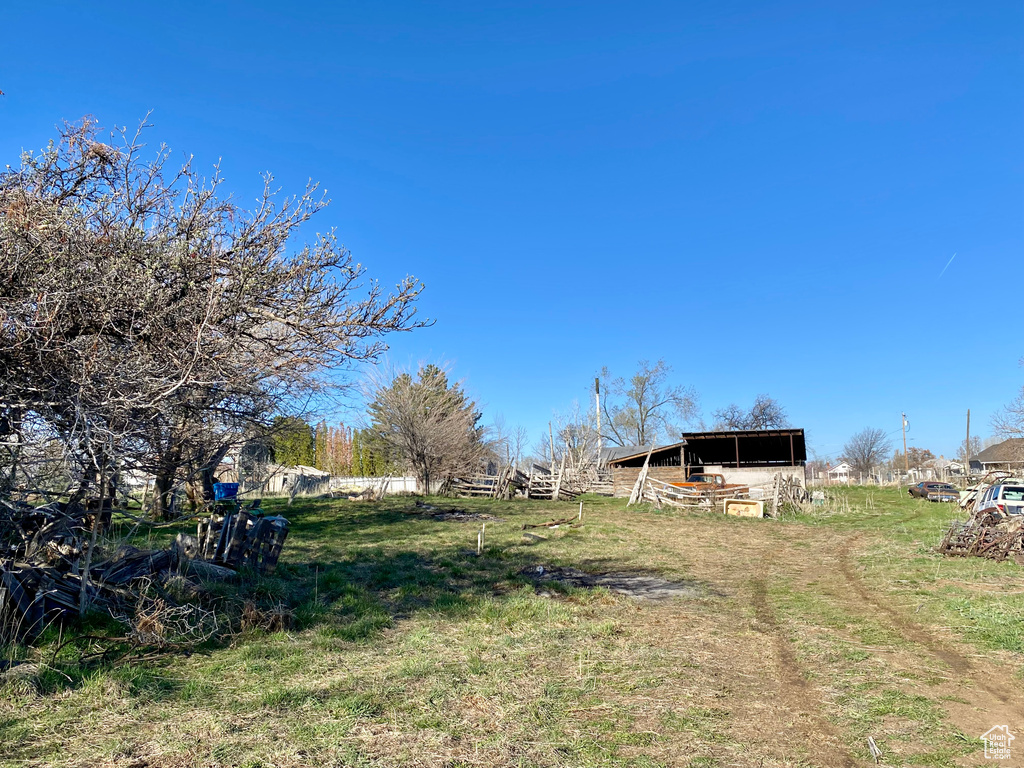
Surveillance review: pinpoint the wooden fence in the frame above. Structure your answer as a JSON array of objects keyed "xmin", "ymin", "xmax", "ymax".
[
  {"xmin": 629, "ymin": 472, "xmax": 809, "ymax": 517},
  {"xmin": 447, "ymin": 462, "xmax": 613, "ymax": 502}
]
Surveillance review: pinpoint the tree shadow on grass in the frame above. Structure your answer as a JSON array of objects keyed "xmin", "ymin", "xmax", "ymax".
[
  {"xmin": 252, "ymin": 497, "xmax": 723, "ymax": 635},
  {"xmin": 1, "ymin": 497, "xmax": 714, "ymax": 710}
]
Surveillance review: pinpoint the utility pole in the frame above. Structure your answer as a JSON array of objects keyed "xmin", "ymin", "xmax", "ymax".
[
  {"xmin": 595, "ymin": 377, "xmax": 602, "ymax": 465},
  {"xmin": 902, "ymin": 412, "xmax": 909, "ymax": 475},
  {"xmin": 966, "ymin": 408, "xmax": 971, "ymax": 479}
]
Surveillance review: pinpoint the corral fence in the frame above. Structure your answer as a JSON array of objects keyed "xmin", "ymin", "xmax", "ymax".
[
  {"xmin": 243, "ymin": 475, "xmax": 430, "ymax": 499},
  {"xmin": 629, "ymin": 469, "xmax": 809, "ymax": 517},
  {"xmin": 446, "ymin": 461, "xmax": 614, "ymax": 502}
]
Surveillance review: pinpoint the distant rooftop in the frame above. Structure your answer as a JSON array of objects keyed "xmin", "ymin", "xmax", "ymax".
[{"xmin": 977, "ymin": 438, "xmax": 1024, "ymax": 465}]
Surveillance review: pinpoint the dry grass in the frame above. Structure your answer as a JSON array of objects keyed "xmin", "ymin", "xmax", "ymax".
[{"xmin": 1, "ymin": 489, "xmax": 1021, "ymax": 767}]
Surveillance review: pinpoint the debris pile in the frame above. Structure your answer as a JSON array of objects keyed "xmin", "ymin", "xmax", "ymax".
[
  {"xmin": 767, "ymin": 474, "xmax": 811, "ymax": 513},
  {"xmin": 409, "ymin": 501, "xmax": 503, "ymax": 523},
  {"xmin": 0, "ymin": 497, "xmax": 290, "ymax": 640},
  {"xmin": 522, "ymin": 514, "xmax": 579, "ymax": 530},
  {"xmin": 0, "ymin": 499, "xmax": 178, "ymax": 638},
  {"xmin": 938, "ymin": 516, "xmax": 1024, "ymax": 564},
  {"xmin": 938, "ymin": 472, "xmax": 1024, "ymax": 564}
]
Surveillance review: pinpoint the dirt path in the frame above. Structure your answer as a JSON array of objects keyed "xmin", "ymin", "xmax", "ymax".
[
  {"xmin": 750, "ymin": 574, "xmax": 858, "ymax": 768},
  {"xmin": 834, "ymin": 536, "xmax": 1024, "ymax": 751},
  {"xmin": 623, "ymin": 512, "xmax": 1024, "ymax": 766},
  {"xmin": 837, "ymin": 537, "xmax": 1011, "ymax": 699}
]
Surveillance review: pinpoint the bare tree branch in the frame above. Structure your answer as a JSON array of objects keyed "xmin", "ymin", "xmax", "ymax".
[
  {"xmin": 842, "ymin": 428, "xmax": 891, "ymax": 477},
  {"xmin": 599, "ymin": 360, "xmax": 697, "ymax": 446},
  {"xmin": 0, "ymin": 118, "xmax": 428, "ymax": 516}
]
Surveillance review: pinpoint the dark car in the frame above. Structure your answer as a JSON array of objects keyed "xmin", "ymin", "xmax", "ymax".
[{"xmin": 908, "ymin": 481, "xmax": 958, "ymax": 502}]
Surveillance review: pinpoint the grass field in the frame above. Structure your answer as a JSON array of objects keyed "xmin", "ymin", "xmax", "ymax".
[{"xmin": 2, "ymin": 487, "xmax": 1023, "ymax": 768}]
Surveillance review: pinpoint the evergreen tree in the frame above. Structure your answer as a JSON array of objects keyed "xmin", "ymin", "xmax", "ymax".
[
  {"xmin": 314, "ymin": 420, "xmax": 329, "ymax": 471},
  {"xmin": 271, "ymin": 416, "xmax": 315, "ymax": 467},
  {"xmin": 351, "ymin": 430, "xmax": 364, "ymax": 476}
]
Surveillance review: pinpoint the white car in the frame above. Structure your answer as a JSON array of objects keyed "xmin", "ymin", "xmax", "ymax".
[
  {"xmin": 960, "ymin": 472, "xmax": 1016, "ymax": 510},
  {"xmin": 976, "ymin": 483, "xmax": 1024, "ymax": 518}
]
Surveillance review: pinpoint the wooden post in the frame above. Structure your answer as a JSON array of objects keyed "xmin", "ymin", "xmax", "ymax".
[
  {"xmin": 966, "ymin": 408, "xmax": 971, "ymax": 480},
  {"xmin": 771, "ymin": 473, "xmax": 782, "ymax": 517},
  {"xmin": 552, "ymin": 453, "xmax": 566, "ymax": 501},
  {"xmin": 549, "ymin": 422, "xmax": 556, "ymax": 472},
  {"xmin": 627, "ymin": 446, "xmax": 656, "ymax": 506}
]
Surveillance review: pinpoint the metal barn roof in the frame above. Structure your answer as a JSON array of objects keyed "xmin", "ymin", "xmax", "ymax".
[{"xmin": 605, "ymin": 429, "xmax": 805, "ymax": 468}]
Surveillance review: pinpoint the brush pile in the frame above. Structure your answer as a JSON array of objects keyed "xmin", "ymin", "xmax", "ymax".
[
  {"xmin": 0, "ymin": 498, "xmax": 177, "ymax": 638},
  {"xmin": 938, "ymin": 514, "xmax": 1024, "ymax": 564},
  {"xmin": 937, "ymin": 472, "xmax": 1024, "ymax": 564},
  {"xmin": 0, "ymin": 498, "xmax": 290, "ymax": 641}
]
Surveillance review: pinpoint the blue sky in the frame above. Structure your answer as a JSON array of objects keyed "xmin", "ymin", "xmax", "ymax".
[{"xmin": 2, "ymin": 1, "xmax": 1021, "ymax": 459}]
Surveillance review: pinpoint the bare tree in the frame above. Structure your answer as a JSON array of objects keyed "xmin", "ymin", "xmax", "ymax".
[
  {"xmin": 489, "ymin": 414, "xmax": 513, "ymax": 466},
  {"xmin": 366, "ymin": 364, "xmax": 485, "ymax": 490},
  {"xmin": 488, "ymin": 417, "xmax": 531, "ymax": 470},
  {"xmin": 990, "ymin": 387, "xmax": 1024, "ymax": 465},
  {"xmin": 747, "ymin": 395, "xmax": 789, "ymax": 429},
  {"xmin": 600, "ymin": 360, "xmax": 698, "ymax": 446},
  {"xmin": 0, "ymin": 117, "xmax": 426, "ymax": 516},
  {"xmin": 509, "ymin": 425, "xmax": 531, "ymax": 470},
  {"xmin": 994, "ymin": 388, "xmax": 1024, "ymax": 436},
  {"xmin": 711, "ymin": 404, "xmax": 748, "ymax": 431},
  {"xmin": 956, "ymin": 436, "xmax": 982, "ymax": 465},
  {"xmin": 890, "ymin": 447, "xmax": 935, "ymax": 472},
  {"xmin": 842, "ymin": 428, "xmax": 892, "ymax": 478},
  {"xmin": 712, "ymin": 394, "xmax": 788, "ymax": 430},
  {"xmin": 552, "ymin": 400, "xmax": 600, "ymax": 474}
]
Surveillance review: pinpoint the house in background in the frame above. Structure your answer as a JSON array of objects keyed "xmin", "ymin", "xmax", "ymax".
[
  {"xmin": 826, "ymin": 461, "xmax": 853, "ymax": 484},
  {"xmin": 934, "ymin": 457, "xmax": 965, "ymax": 478},
  {"xmin": 976, "ymin": 438, "xmax": 1024, "ymax": 473}
]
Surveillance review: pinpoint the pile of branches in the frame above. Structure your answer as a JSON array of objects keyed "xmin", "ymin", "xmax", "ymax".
[
  {"xmin": 938, "ymin": 512, "xmax": 1024, "ymax": 564},
  {"xmin": 0, "ymin": 498, "xmax": 289, "ymax": 652},
  {"xmin": 0, "ymin": 498, "xmax": 182, "ymax": 641},
  {"xmin": 768, "ymin": 474, "xmax": 811, "ymax": 516}
]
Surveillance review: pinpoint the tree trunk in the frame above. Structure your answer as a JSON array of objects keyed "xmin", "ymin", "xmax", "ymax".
[
  {"xmin": 199, "ymin": 444, "xmax": 231, "ymax": 501},
  {"xmin": 152, "ymin": 469, "xmax": 175, "ymax": 521}
]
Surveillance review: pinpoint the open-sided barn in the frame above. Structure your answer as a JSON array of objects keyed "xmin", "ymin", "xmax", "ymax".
[{"xmin": 605, "ymin": 429, "xmax": 806, "ymax": 497}]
